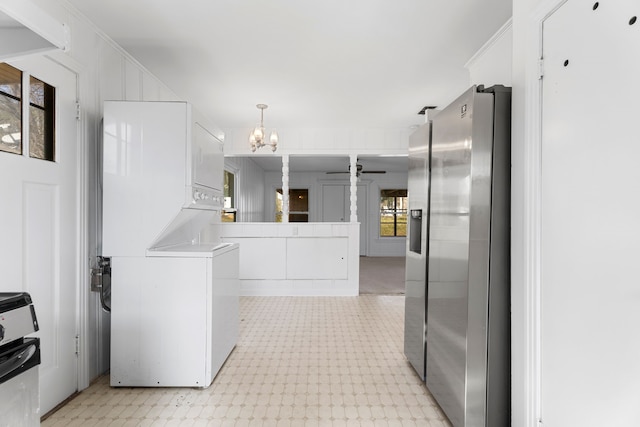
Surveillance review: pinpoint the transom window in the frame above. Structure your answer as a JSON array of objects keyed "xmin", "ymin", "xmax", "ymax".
[{"xmin": 380, "ymin": 189, "xmax": 407, "ymax": 237}]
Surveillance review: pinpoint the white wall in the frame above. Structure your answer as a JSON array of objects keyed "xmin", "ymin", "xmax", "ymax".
[
  {"xmin": 465, "ymin": 19, "xmax": 513, "ymax": 88},
  {"xmin": 224, "ymin": 127, "xmax": 410, "ymax": 156},
  {"xmin": 69, "ymin": 7, "xmax": 181, "ymax": 386},
  {"xmin": 225, "ymin": 157, "xmax": 266, "ymax": 223}
]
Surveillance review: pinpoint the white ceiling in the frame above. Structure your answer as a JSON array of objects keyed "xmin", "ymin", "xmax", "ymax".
[
  {"xmin": 66, "ymin": 0, "xmax": 512, "ymax": 131},
  {"xmin": 65, "ymin": 1, "xmax": 511, "ymax": 173}
]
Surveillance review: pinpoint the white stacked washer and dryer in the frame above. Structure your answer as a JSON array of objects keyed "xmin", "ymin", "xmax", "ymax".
[{"xmin": 102, "ymin": 101, "xmax": 239, "ymax": 388}]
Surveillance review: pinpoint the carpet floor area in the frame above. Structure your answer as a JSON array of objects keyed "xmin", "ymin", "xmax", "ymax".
[{"xmin": 359, "ymin": 256, "xmax": 406, "ymax": 295}]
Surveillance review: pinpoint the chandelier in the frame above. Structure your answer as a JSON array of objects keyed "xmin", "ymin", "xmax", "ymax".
[{"xmin": 249, "ymin": 104, "xmax": 278, "ymax": 152}]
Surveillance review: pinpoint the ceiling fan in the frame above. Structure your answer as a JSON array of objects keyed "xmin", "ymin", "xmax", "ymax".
[{"xmin": 326, "ymin": 162, "xmax": 386, "ymax": 177}]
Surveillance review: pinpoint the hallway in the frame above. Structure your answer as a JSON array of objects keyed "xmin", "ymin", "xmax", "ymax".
[
  {"xmin": 359, "ymin": 257, "xmax": 406, "ymax": 295},
  {"xmin": 43, "ymin": 296, "xmax": 449, "ymax": 426}
]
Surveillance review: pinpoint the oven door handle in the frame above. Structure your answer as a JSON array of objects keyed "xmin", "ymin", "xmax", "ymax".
[{"xmin": 0, "ymin": 343, "xmax": 37, "ymax": 381}]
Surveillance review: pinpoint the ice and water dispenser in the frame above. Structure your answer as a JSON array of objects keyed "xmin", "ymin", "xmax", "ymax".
[{"xmin": 409, "ymin": 209, "xmax": 423, "ymax": 254}]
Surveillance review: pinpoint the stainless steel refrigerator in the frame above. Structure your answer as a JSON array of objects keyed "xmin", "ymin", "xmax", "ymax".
[{"xmin": 404, "ymin": 85, "xmax": 511, "ymax": 426}]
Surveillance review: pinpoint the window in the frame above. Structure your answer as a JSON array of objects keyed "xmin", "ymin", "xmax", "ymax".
[
  {"xmin": 276, "ymin": 188, "xmax": 309, "ymax": 222},
  {"xmin": 29, "ymin": 75, "xmax": 55, "ymax": 161},
  {"xmin": 380, "ymin": 189, "xmax": 407, "ymax": 237},
  {"xmin": 0, "ymin": 63, "xmax": 55, "ymax": 160},
  {"xmin": 222, "ymin": 170, "xmax": 236, "ymax": 222},
  {"xmin": 0, "ymin": 63, "xmax": 22, "ymax": 155}
]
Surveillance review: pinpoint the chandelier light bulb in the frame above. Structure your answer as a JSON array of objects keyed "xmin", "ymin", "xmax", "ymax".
[{"xmin": 254, "ymin": 126, "xmax": 264, "ymax": 143}]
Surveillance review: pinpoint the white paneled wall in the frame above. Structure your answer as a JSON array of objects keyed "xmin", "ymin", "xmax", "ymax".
[
  {"xmin": 223, "ymin": 127, "xmax": 410, "ymax": 156},
  {"xmin": 68, "ymin": 5, "xmax": 182, "ymax": 386},
  {"xmin": 226, "ymin": 157, "xmax": 267, "ymax": 223}
]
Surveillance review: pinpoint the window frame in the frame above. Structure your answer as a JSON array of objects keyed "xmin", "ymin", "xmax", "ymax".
[
  {"xmin": 222, "ymin": 169, "xmax": 236, "ymax": 222},
  {"xmin": 379, "ymin": 189, "xmax": 408, "ymax": 238},
  {"xmin": 276, "ymin": 188, "xmax": 310, "ymax": 223},
  {"xmin": 0, "ymin": 63, "xmax": 56, "ymax": 161},
  {"xmin": 28, "ymin": 74, "xmax": 56, "ymax": 161}
]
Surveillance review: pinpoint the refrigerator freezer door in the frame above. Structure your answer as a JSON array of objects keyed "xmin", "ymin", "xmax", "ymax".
[
  {"xmin": 404, "ymin": 122, "xmax": 431, "ymax": 380},
  {"xmin": 426, "ymin": 86, "xmax": 495, "ymax": 426}
]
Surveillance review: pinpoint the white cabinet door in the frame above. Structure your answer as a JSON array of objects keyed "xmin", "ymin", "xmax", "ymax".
[
  {"xmin": 322, "ymin": 184, "xmax": 347, "ymax": 222},
  {"xmin": 0, "ymin": 55, "xmax": 79, "ymax": 415}
]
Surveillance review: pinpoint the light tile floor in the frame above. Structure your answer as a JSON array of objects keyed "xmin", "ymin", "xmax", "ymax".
[{"xmin": 43, "ymin": 296, "xmax": 451, "ymax": 426}]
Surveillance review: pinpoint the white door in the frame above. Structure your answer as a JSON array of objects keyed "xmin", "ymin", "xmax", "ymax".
[
  {"xmin": 0, "ymin": 56, "xmax": 79, "ymax": 415},
  {"xmin": 541, "ymin": 1, "xmax": 640, "ymax": 425},
  {"xmin": 322, "ymin": 183, "xmax": 367, "ymax": 255},
  {"xmin": 322, "ymin": 184, "xmax": 347, "ymax": 222}
]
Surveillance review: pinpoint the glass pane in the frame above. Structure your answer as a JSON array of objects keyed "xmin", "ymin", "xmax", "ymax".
[
  {"xmin": 221, "ymin": 211, "xmax": 236, "ymax": 223},
  {"xmin": 380, "ymin": 214, "xmax": 395, "ymax": 237},
  {"xmin": 29, "ymin": 76, "xmax": 55, "ymax": 161},
  {"xmin": 276, "ymin": 190, "xmax": 283, "ymax": 221},
  {"xmin": 380, "ymin": 196, "xmax": 395, "ymax": 210},
  {"xmin": 397, "ymin": 213, "xmax": 408, "ymax": 237},
  {"xmin": 0, "ymin": 96, "xmax": 22, "ymax": 154},
  {"xmin": 398, "ymin": 196, "xmax": 408, "ymax": 210},
  {"xmin": 381, "ymin": 189, "xmax": 407, "ymax": 198},
  {"xmin": 289, "ymin": 189, "xmax": 308, "ymax": 212},
  {"xmin": 276, "ymin": 189, "xmax": 309, "ymax": 222},
  {"xmin": 0, "ymin": 63, "xmax": 21, "ymax": 98},
  {"xmin": 0, "ymin": 63, "xmax": 22, "ymax": 155},
  {"xmin": 29, "ymin": 105, "xmax": 45, "ymax": 158},
  {"xmin": 29, "ymin": 77, "xmax": 45, "ymax": 107},
  {"xmin": 289, "ymin": 213, "xmax": 308, "ymax": 223},
  {"xmin": 224, "ymin": 170, "xmax": 234, "ymax": 208}
]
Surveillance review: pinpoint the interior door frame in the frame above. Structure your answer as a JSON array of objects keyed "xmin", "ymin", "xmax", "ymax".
[
  {"xmin": 3, "ymin": 51, "xmax": 89, "ymax": 409},
  {"xmin": 43, "ymin": 52, "xmax": 91, "ymax": 393},
  {"xmin": 519, "ymin": 0, "xmax": 568, "ymax": 426}
]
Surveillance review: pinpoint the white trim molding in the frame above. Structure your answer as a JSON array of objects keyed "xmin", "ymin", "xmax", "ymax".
[
  {"xmin": 521, "ymin": 0, "xmax": 569, "ymax": 425},
  {"xmin": 464, "ymin": 17, "xmax": 513, "ymax": 70}
]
